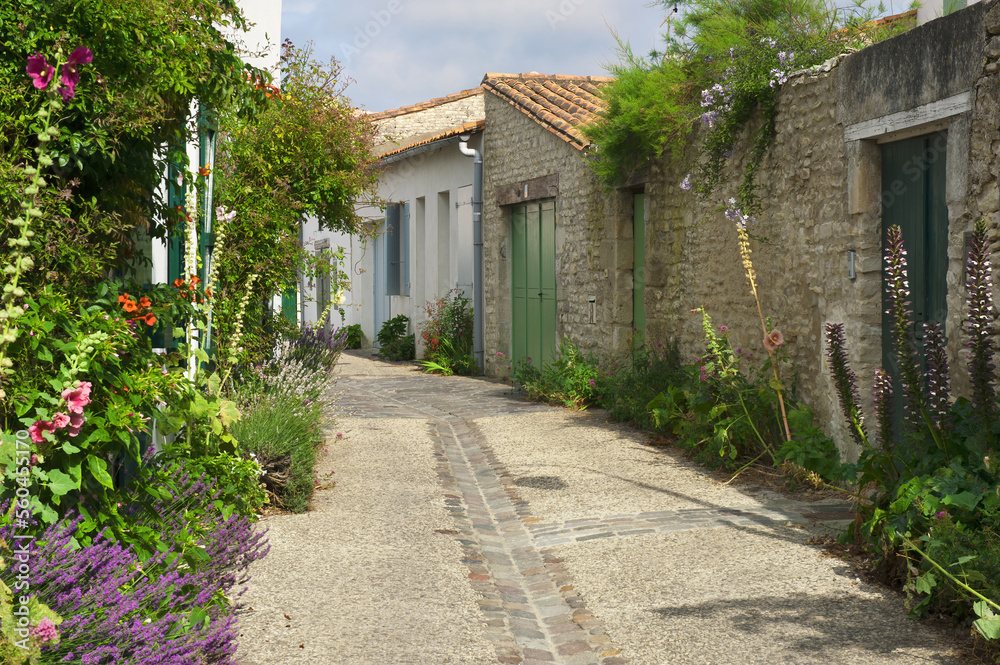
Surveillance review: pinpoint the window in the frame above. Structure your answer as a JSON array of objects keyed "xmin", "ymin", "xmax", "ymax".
[{"xmin": 385, "ymin": 201, "xmax": 410, "ymax": 296}]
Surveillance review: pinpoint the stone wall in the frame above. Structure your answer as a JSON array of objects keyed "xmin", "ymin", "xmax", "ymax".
[
  {"xmin": 481, "ymin": 1, "xmax": 1000, "ymax": 459},
  {"xmin": 376, "ymin": 92, "xmax": 484, "ymax": 146},
  {"xmin": 481, "ymin": 94, "xmax": 632, "ymax": 370}
]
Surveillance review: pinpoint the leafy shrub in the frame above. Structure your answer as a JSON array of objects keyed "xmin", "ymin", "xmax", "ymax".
[
  {"xmin": 344, "ymin": 323, "xmax": 363, "ymax": 349},
  {"xmin": 376, "ymin": 315, "xmax": 414, "ymax": 361},
  {"xmin": 419, "ymin": 291, "xmax": 477, "ymax": 376},
  {"xmin": 512, "ymin": 339, "xmax": 601, "ymax": 410},
  {"xmin": 647, "ymin": 310, "xmax": 803, "ymax": 468},
  {"xmin": 597, "ymin": 334, "xmax": 683, "ymax": 428}
]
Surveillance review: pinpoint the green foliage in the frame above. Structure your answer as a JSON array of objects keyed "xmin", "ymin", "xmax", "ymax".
[
  {"xmin": 230, "ymin": 392, "xmax": 323, "ymax": 514},
  {"xmin": 377, "ymin": 315, "xmax": 414, "ymax": 361},
  {"xmin": 583, "ymin": 47, "xmax": 693, "ymax": 187},
  {"xmin": 0, "ymin": 0, "xmax": 271, "ymax": 287},
  {"xmin": 344, "ymin": 323, "xmax": 363, "ymax": 349},
  {"xmin": 512, "ymin": 339, "xmax": 601, "ymax": 410},
  {"xmin": 419, "ymin": 291, "xmax": 477, "ymax": 376},
  {"xmin": 776, "ymin": 406, "xmax": 853, "ymax": 483},
  {"xmin": 212, "ymin": 41, "xmax": 380, "ymax": 366},
  {"xmin": 596, "ymin": 335, "xmax": 684, "ymax": 428},
  {"xmin": 587, "ymin": 0, "xmax": 911, "ymax": 205},
  {"xmin": 647, "ymin": 310, "xmax": 796, "ymax": 468}
]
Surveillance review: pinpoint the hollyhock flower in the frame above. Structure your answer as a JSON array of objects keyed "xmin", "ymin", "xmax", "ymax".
[
  {"xmin": 61, "ymin": 381, "xmax": 92, "ymax": 415},
  {"xmin": 51, "ymin": 412, "xmax": 70, "ymax": 429},
  {"xmin": 763, "ymin": 329, "xmax": 784, "ymax": 352},
  {"xmin": 31, "ymin": 617, "xmax": 59, "ymax": 644},
  {"xmin": 26, "ymin": 53, "xmax": 55, "ymax": 89},
  {"xmin": 28, "ymin": 420, "xmax": 57, "ymax": 443},
  {"xmin": 66, "ymin": 412, "xmax": 85, "ymax": 437},
  {"xmin": 57, "ymin": 46, "xmax": 93, "ymax": 100}
]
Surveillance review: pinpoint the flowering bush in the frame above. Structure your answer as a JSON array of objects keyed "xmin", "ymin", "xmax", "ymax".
[
  {"xmin": 0, "ymin": 453, "xmax": 269, "ymax": 665},
  {"xmin": 512, "ymin": 339, "xmax": 601, "ymax": 410},
  {"xmin": 419, "ymin": 291, "xmax": 476, "ymax": 376},
  {"xmin": 824, "ymin": 221, "xmax": 1000, "ymax": 647}
]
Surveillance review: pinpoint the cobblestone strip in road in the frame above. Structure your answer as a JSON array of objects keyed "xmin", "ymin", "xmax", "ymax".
[
  {"xmin": 342, "ymin": 376, "xmax": 626, "ymax": 665},
  {"xmin": 524, "ymin": 505, "xmax": 851, "ymax": 548}
]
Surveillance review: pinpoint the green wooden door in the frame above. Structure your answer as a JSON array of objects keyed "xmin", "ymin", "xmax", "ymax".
[
  {"xmin": 511, "ymin": 200, "xmax": 557, "ymax": 367},
  {"xmin": 633, "ymin": 193, "xmax": 646, "ymax": 336},
  {"xmin": 881, "ymin": 131, "xmax": 948, "ymax": 382}
]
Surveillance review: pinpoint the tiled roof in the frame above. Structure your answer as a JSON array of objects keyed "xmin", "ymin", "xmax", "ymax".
[
  {"xmin": 377, "ymin": 120, "xmax": 485, "ymax": 161},
  {"xmin": 369, "ymin": 87, "xmax": 483, "ymax": 121},
  {"xmin": 481, "ymin": 72, "xmax": 612, "ymax": 150}
]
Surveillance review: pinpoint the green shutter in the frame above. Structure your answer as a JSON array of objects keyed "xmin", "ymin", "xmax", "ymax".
[
  {"xmin": 281, "ymin": 282, "xmax": 298, "ymax": 324},
  {"xmin": 402, "ymin": 202, "xmax": 410, "ymax": 296},
  {"xmin": 386, "ymin": 204, "xmax": 401, "ymax": 295}
]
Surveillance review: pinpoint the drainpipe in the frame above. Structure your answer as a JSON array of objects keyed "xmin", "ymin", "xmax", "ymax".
[{"xmin": 458, "ymin": 133, "xmax": 484, "ymax": 371}]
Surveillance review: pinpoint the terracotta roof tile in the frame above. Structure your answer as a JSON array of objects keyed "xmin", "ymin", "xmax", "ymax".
[
  {"xmin": 481, "ymin": 72, "xmax": 611, "ymax": 150},
  {"xmin": 369, "ymin": 87, "xmax": 484, "ymax": 121},
  {"xmin": 377, "ymin": 120, "xmax": 485, "ymax": 161}
]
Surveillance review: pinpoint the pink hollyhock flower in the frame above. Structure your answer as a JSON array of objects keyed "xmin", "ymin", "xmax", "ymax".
[
  {"xmin": 61, "ymin": 381, "xmax": 92, "ymax": 415},
  {"xmin": 57, "ymin": 46, "xmax": 92, "ymax": 100},
  {"xmin": 26, "ymin": 53, "xmax": 54, "ymax": 89},
  {"xmin": 28, "ymin": 420, "xmax": 57, "ymax": 443},
  {"xmin": 30, "ymin": 617, "xmax": 58, "ymax": 644},
  {"xmin": 66, "ymin": 412, "xmax": 85, "ymax": 437},
  {"xmin": 763, "ymin": 329, "xmax": 784, "ymax": 353},
  {"xmin": 51, "ymin": 412, "xmax": 70, "ymax": 429}
]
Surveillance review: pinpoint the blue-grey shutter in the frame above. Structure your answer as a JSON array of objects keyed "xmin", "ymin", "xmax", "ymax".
[
  {"xmin": 386, "ymin": 204, "xmax": 400, "ymax": 295},
  {"xmin": 402, "ymin": 201, "xmax": 410, "ymax": 296}
]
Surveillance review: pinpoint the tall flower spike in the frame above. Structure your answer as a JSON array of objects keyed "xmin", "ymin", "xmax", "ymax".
[
  {"xmin": 884, "ymin": 225, "xmax": 926, "ymax": 431},
  {"xmin": 922, "ymin": 321, "xmax": 951, "ymax": 430},
  {"xmin": 825, "ymin": 323, "xmax": 868, "ymax": 449},
  {"xmin": 872, "ymin": 368, "xmax": 895, "ymax": 449},
  {"xmin": 964, "ymin": 218, "xmax": 996, "ymax": 428}
]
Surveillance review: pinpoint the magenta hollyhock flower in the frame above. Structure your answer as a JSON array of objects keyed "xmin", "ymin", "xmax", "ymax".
[
  {"xmin": 763, "ymin": 329, "xmax": 784, "ymax": 353},
  {"xmin": 26, "ymin": 53, "xmax": 55, "ymax": 89},
  {"xmin": 61, "ymin": 381, "xmax": 92, "ymax": 414},
  {"xmin": 58, "ymin": 46, "xmax": 93, "ymax": 100},
  {"xmin": 28, "ymin": 420, "xmax": 57, "ymax": 443},
  {"xmin": 51, "ymin": 412, "xmax": 70, "ymax": 429}
]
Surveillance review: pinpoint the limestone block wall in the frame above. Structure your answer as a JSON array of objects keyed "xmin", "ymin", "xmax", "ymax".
[
  {"xmin": 481, "ymin": 95, "xmax": 631, "ymax": 368},
  {"xmin": 376, "ymin": 93, "xmax": 484, "ymax": 144}
]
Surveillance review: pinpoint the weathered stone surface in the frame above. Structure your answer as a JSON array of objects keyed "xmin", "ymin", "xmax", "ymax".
[{"xmin": 987, "ymin": 1, "xmax": 1000, "ymax": 34}]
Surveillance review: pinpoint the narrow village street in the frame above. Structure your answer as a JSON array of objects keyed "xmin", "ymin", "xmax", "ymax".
[{"xmin": 236, "ymin": 351, "xmax": 974, "ymax": 665}]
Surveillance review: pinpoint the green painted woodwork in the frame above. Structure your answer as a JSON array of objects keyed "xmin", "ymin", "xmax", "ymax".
[
  {"xmin": 881, "ymin": 131, "xmax": 948, "ymax": 387},
  {"xmin": 281, "ymin": 282, "xmax": 298, "ymax": 323},
  {"xmin": 511, "ymin": 200, "xmax": 557, "ymax": 367},
  {"xmin": 633, "ymin": 192, "xmax": 646, "ymax": 335}
]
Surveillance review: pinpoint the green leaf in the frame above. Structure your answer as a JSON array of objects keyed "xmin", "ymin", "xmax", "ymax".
[
  {"xmin": 942, "ymin": 491, "xmax": 979, "ymax": 509},
  {"xmin": 217, "ymin": 400, "xmax": 241, "ymax": 428},
  {"xmin": 87, "ymin": 456, "xmax": 114, "ymax": 489},
  {"xmin": 973, "ymin": 602, "xmax": 1000, "ymax": 640},
  {"xmin": 46, "ymin": 468, "xmax": 80, "ymax": 496},
  {"xmin": 914, "ymin": 571, "xmax": 937, "ymax": 596}
]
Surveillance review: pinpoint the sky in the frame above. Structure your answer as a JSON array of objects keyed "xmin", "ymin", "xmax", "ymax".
[{"xmin": 281, "ymin": 0, "xmax": 666, "ymax": 114}]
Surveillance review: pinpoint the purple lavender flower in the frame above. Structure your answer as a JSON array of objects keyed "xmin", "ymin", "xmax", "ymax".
[{"xmin": 679, "ymin": 174, "xmax": 692, "ymax": 191}]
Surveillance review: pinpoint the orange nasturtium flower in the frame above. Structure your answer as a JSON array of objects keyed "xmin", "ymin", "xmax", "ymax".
[
  {"xmin": 198, "ymin": 165, "xmax": 211, "ymax": 177},
  {"xmin": 172, "ymin": 278, "xmax": 185, "ymax": 288}
]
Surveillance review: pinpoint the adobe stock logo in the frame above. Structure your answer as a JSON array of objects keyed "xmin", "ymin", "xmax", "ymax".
[
  {"xmin": 546, "ymin": 0, "xmax": 587, "ymax": 31},
  {"xmin": 340, "ymin": 0, "xmax": 405, "ymax": 64}
]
